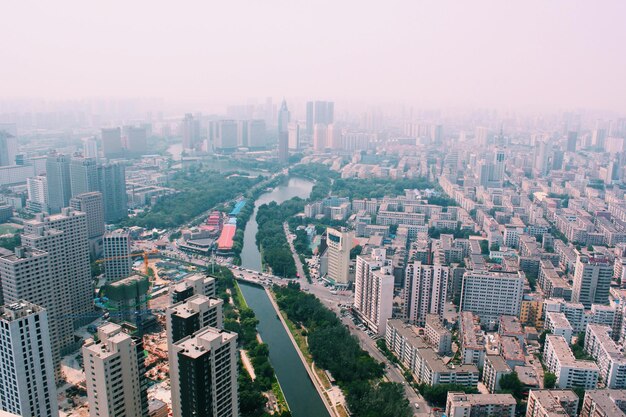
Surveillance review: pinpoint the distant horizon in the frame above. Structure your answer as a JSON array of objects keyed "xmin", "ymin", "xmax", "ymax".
[{"xmin": 2, "ymin": 1, "xmax": 626, "ymax": 112}]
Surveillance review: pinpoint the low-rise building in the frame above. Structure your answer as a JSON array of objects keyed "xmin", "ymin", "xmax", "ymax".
[
  {"xmin": 445, "ymin": 392, "xmax": 516, "ymax": 417},
  {"xmin": 526, "ymin": 389, "xmax": 579, "ymax": 417},
  {"xmin": 483, "ymin": 355, "xmax": 512, "ymax": 393},
  {"xmin": 580, "ymin": 389, "xmax": 626, "ymax": 417},
  {"xmin": 459, "ymin": 311, "xmax": 486, "ymax": 368},
  {"xmin": 545, "ymin": 311, "xmax": 574, "ymax": 344},
  {"xmin": 424, "ymin": 314, "xmax": 452, "ymax": 355},
  {"xmin": 543, "ymin": 334, "xmax": 599, "ymax": 389},
  {"xmin": 584, "ymin": 324, "xmax": 626, "ymax": 388}
]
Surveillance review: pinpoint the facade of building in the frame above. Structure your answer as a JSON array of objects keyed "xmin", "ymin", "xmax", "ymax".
[
  {"xmin": 0, "ymin": 247, "xmax": 72, "ymax": 381},
  {"xmin": 70, "ymin": 156, "xmax": 99, "ymax": 197},
  {"xmin": 445, "ymin": 392, "xmax": 516, "ymax": 417},
  {"xmin": 22, "ymin": 209, "xmax": 92, "ymax": 328},
  {"xmin": 580, "ymin": 389, "xmax": 626, "ymax": 417},
  {"xmin": 98, "ymin": 162, "xmax": 128, "ymax": 223},
  {"xmin": 103, "ymin": 230, "xmax": 132, "ymax": 282},
  {"xmin": 404, "ymin": 262, "xmax": 449, "ymax": 326},
  {"xmin": 171, "ymin": 328, "xmax": 239, "ymax": 417},
  {"xmin": 326, "ymin": 227, "xmax": 353, "ymax": 285},
  {"xmin": 584, "ymin": 324, "xmax": 626, "ymax": 389},
  {"xmin": 0, "ymin": 301, "xmax": 58, "ymax": 417},
  {"xmin": 526, "ymin": 390, "xmax": 579, "ymax": 417},
  {"xmin": 354, "ymin": 250, "xmax": 394, "ymax": 336},
  {"xmin": 70, "ymin": 191, "xmax": 105, "ymax": 256},
  {"xmin": 543, "ymin": 334, "xmax": 599, "ymax": 389},
  {"xmin": 572, "ymin": 253, "xmax": 613, "ymax": 309},
  {"xmin": 46, "ymin": 153, "xmax": 72, "ymax": 213},
  {"xmin": 102, "ymin": 127, "xmax": 124, "ymax": 158},
  {"xmin": 82, "ymin": 323, "xmax": 148, "ymax": 417},
  {"xmin": 460, "ymin": 271, "xmax": 525, "ymax": 326}
]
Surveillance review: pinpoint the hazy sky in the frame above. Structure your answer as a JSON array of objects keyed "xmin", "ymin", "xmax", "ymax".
[{"xmin": 2, "ymin": 1, "xmax": 625, "ymax": 111}]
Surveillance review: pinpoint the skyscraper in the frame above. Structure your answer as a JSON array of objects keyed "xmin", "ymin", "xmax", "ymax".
[
  {"xmin": 313, "ymin": 123, "xmax": 327, "ymax": 151},
  {"xmin": 326, "ymin": 227, "xmax": 353, "ymax": 285},
  {"xmin": 82, "ymin": 323, "xmax": 148, "ymax": 417},
  {"xmin": 125, "ymin": 126, "xmax": 148, "ymax": 155},
  {"xmin": 182, "ymin": 113, "xmax": 200, "ymax": 150},
  {"xmin": 98, "ymin": 162, "xmax": 128, "ymax": 223},
  {"xmin": 353, "ymin": 249, "xmax": 394, "ymax": 335},
  {"xmin": 171, "ymin": 328, "xmax": 239, "ymax": 417},
  {"xmin": 213, "ymin": 120, "xmax": 239, "ymax": 151},
  {"xmin": 22, "ymin": 209, "xmax": 92, "ymax": 328},
  {"xmin": 404, "ymin": 262, "xmax": 449, "ymax": 326},
  {"xmin": 101, "ymin": 127, "xmax": 123, "ymax": 158},
  {"xmin": 70, "ymin": 192, "xmax": 105, "ymax": 257},
  {"xmin": 277, "ymin": 99, "xmax": 290, "ymax": 162},
  {"xmin": 70, "ymin": 156, "xmax": 99, "ymax": 197},
  {"xmin": 572, "ymin": 253, "xmax": 613, "ymax": 309},
  {"xmin": 0, "ymin": 130, "xmax": 17, "ymax": 166},
  {"xmin": 247, "ymin": 120, "xmax": 267, "ymax": 149},
  {"xmin": 0, "ymin": 247, "xmax": 72, "ymax": 381},
  {"xmin": 46, "ymin": 153, "xmax": 72, "ymax": 213},
  {"xmin": 567, "ymin": 131, "xmax": 578, "ymax": 152},
  {"xmin": 103, "ymin": 230, "xmax": 132, "ymax": 282},
  {"xmin": 306, "ymin": 100, "xmax": 334, "ymax": 135},
  {"xmin": 0, "ymin": 301, "xmax": 58, "ymax": 417}
]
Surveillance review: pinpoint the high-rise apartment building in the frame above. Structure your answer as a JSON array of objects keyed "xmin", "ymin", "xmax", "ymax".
[
  {"xmin": 460, "ymin": 271, "xmax": 524, "ymax": 326},
  {"xmin": 0, "ymin": 301, "xmax": 58, "ymax": 417},
  {"xmin": 404, "ymin": 262, "xmax": 450, "ymax": 326},
  {"xmin": 70, "ymin": 156, "xmax": 99, "ymax": 196},
  {"xmin": 97, "ymin": 162, "xmax": 128, "ymax": 223},
  {"xmin": 125, "ymin": 126, "xmax": 148, "ymax": 154},
  {"xmin": 0, "ymin": 130, "xmax": 17, "ymax": 167},
  {"xmin": 213, "ymin": 120, "xmax": 239, "ymax": 151},
  {"xmin": 277, "ymin": 99, "xmax": 289, "ymax": 163},
  {"xmin": 167, "ymin": 294, "xmax": 224, "ymax": 416},
  {"xmin": 171, "ymin": 327, "xmax": 239, "ymax": 417},
  {"xmin": 26, "ymin": 175, "xmax": 49, "ymax": 213},
  {"xmin": 326, "ymin": 227, "xmax": 353, "ymax": 285},
  {"xmin": 182, "ymin": 113, "xmax": 201, "ymax": 150},
  {"xmin": 82, "ymin": 323, "xmax": 148, "ymax": 417},
  {"xmin": 572, "ymin": 253, "xmax": 612, "ymax": 309},
  {"xmin": 247, "ymin": 120, "xmax": 267, "ymax": 149},
  {"xmin": 313, "ymin": 123, "xmax": 327, "ymax": 151},
  {"xmin": 103, "ymin": 230, "xmax": 132, "ymax": 282},
  {"xmin": 169, "ymin": 273, "xmax": 216, "ymax": 303},
  {"xmin": 83, "ymin": 137, "xmax": 99, "ymax": 160},
  {"xmin": 46, "ymin": 153, "xmax": 72, "ymax": 213},
  {"xmin": 101, "ymin": 127, "xmax": 123, "ymax": 158},
  {"xmin": 22, "ymin": 209, "xmax": 92, "ymax": 328},
  {"xmin": 0, "ymin": 247, "xmax": 71, "ymax": 381},
  {"xmin": 70, "ymin": 192, "xmax": 105, "ymax": 257},
  {"xmin": 354, "ymin": 249, "xmax": 394, "ymax": 335}
]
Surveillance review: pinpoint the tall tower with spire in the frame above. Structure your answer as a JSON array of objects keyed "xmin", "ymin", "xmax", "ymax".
[{"xmin": 278, "ymin": 99, "xmax": 290, "ymax": 163}]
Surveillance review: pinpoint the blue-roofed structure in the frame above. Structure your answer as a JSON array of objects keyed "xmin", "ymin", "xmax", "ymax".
[{"xmin": 229, "ymin": 200, "xmax": 246, "ymax": 216}]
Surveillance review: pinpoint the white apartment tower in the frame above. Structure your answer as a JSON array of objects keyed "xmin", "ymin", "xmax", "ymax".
[
  {"xmin": 572, "ymin": 253, "xmax": 613, "ymax": 309},
  {"xmin": 82, "ymin": 323, "xmax": 148, "ymax": 417},
  {"xmin": 103, "ymin": 230, "xmax": 133, "ymax": 282},
  {"xmin": 22, "ymin": 209, "xmax": 92, "ymax": 328},
  {"xmin": 404, "ymin": 261, "xmax": 449, "ymax": 326},
  {"xmin": 0, "ymin": 301, "xmax": 58, "ymax": 417},
  {"xmin": 460, "ymin": 271, "xmax": 524, "ymax": 326},
  {"xmin": 70, "ymin": 191, "xmax": 105, "ymax": 257},
  {"xmin": 171, "ymin": 328, "xmax": 239, "ymax": 417},
  {"xmin": 0, "ymin": 247, "xmax": 71, "ymax": 382},
  {"xmin": 354, "ymin": 249, "xmax": 394, "ymax": 336},
  {"xmin": 26, "ymin": 175, "xmax": 49, "ymax": 213},
  {"xmin": 326, "ymin": 227, "xmax": 353, "ymax": 285}
]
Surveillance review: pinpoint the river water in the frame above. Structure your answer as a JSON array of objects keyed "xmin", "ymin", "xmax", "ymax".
[
  {"xmin": 238, "ymin": 177, "xmax": 330, "ymax": 417},
  {"xmin": 240, "ymin": 177, "xmax": 314, "ymax": 271}
]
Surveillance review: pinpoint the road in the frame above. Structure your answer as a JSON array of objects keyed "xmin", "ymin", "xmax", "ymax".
[{"xmin": 283, "ymin": 222, "xmax": 306, "ymax": 280}]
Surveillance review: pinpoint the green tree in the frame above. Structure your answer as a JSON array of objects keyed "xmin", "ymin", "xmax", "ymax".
[{"xmin": 543, "ymin": 372, "xmax": 557, "ymax": 389}]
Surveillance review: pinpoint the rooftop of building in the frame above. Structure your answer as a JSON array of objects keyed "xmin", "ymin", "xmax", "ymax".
[
  {"xmin": 175, "ymin": 327, "xmax": 236, "ymax": 359},
  {"xmin": 529, "ymin": 390, "xmax": 579, "ymax": 414},
  {"xmin": 584, "ymin": 390, "xmax": 626, "ymax": 416},
  {"xmin": 499, "ymin": 315, "xmax": 524, "ymax": 335},
  {"xmin": 546, "ymin": 312, "xmax": 573, "ymax": 330},
  {"xmin": 485, "ymin": 354, "xmax": 511, "ymax": 372},
  {"xmin": 170, "ymin": 295, "xmax": 222, "ymax": 319},
  {"xmin": 546, "ymin": 335, "xmax": 599, "ymax": 370},
  {"xmin": 447, "ymin": 392, "xmax": 516, "ymax": 407},
  {"xmin": 460, "ymin": 312, "xmax": 485, "ymax": 351},
  {"xmin": 0, "ymin": 301, "xmax": 44, "ymax": 322}
]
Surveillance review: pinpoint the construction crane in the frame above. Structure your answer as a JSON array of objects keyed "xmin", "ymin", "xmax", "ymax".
[{"xmin": 96, "ymin": 249, "xmax": 159, "ymax": 275}]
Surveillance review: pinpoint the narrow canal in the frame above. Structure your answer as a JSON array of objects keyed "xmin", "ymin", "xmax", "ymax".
[{"xmin": 238, "ymin": 177, "xmax": 330, "ymax": 417}]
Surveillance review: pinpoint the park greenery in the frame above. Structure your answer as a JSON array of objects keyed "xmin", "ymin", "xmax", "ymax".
[
  {"xmin": 122, "ymin": 167, "xmax": 262, "ymax": 229},
  {"xmin": 273, "ymin": 282, "xmax": 412, "ymax": 417},
  {"xmin": 256, "ymin": 199, "xmax": 305, "ymax": 277},
  {"xmin": 210, "ymin": 266, "xmax": 291, "ymax": 417},
  {"xmin": 0, "ymin": 233, "xmax": 21, "ymax": 251}
]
